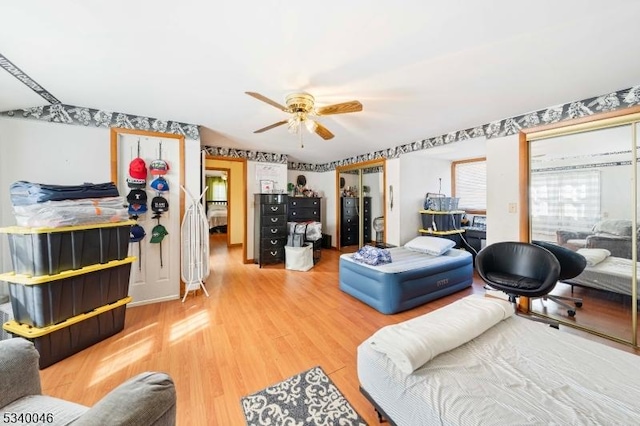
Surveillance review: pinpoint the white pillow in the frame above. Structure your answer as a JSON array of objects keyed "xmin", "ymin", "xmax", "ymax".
[
  {"xmin": 404, "ymin": 236, "xmax": 455, "ymax": 255},
  {"xmin": 577, "ymin": 248, "xmax": 611, "ymax": 266},
  {"xmin": 369, "ymin": 295, "xmax": 514, "ymax": 374}
]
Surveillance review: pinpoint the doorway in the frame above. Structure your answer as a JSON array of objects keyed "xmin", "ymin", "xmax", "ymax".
[{"xmin": 204, "ymin": 156, "xmax": 247, "ymax": 261}]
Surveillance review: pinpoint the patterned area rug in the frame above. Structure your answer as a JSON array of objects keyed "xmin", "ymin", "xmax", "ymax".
[{"xmin": 241, "ymin": 366, "xmax": 368, "ymax": 426}]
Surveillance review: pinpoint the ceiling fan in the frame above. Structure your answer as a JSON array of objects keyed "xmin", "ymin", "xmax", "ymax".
[{"xmin": 245, "ymin": 91, "xmax": 363, "ymax": 147}]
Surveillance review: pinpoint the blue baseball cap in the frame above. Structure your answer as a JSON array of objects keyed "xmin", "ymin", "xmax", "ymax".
[
  {"xmin": 150, "ymin": 177, "xmax": 169, "ymax": 192},
  {"xmin": 129, "ymin": 224, "xmax": 146, "ymax": 242}
]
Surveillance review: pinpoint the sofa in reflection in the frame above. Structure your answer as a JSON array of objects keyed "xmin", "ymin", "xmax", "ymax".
[{"xmin": 556, "ymin": 219, "xmax": 639, "ymax": 260}]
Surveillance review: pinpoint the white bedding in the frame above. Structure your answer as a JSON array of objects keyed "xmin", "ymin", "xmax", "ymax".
[
  {"xmin": 358, "ymin": 312, "xmax": 640, "ymax": 426},
  {"xmin": 340, "ymin": 247, "xmax": 468, "ymax": 273},
  {"xmin": 207, "ymin": 206, "xmax": 227, "ymax": 228},
  {"xmin": 568, "ymin": 255, "xmax": 640, "ymax": 297}
]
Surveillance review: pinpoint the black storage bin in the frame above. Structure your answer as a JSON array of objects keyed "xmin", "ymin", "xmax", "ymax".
[
  {"xmin": 2, "ymin": 296, "xmax": 130, "ymax": 369},
  {"xmin": 321, "ymin": 234, "xmax": 332, "ymax": 249},
  {"xmin": 2, "ymin": 221, "xmax": 134, "ymax": 277},
  {"xmin": 2, "ymin": 257, "xmax": 134, "ymax": 328},
  {"xmin": 420, "ymin": 211, "xmax": 463, "ymax": 232}
]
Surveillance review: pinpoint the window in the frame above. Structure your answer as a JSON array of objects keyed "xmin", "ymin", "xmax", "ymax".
[
  {"xmin": 530, "ymin": 169, "xmax": 600, "ymax": 237},
  {"xmin": 452, "ymin": 158, "xmax": 486, "ymax": 213},
  {"xmin": 205, "ymin": 175, "xmax": 227, "ymax": 201}
]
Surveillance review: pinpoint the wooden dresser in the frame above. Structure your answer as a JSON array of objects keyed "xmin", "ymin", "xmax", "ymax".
[{"xmin": 254, "ymin": 194, "xmax": 287, "ymax": 267}]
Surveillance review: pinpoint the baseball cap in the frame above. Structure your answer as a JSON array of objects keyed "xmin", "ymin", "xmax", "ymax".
[
  {"xmin": 129, "ymin": 157, "xmax": 147, "ymax": 180},
  {"xmin": 126, "ymin": 176, "xmax": 146, "ymax": 189},
  {"xmin": 150, "ymin": 177, "xmax": 169, "ymax": 192},
  {"xmin": 150, "ymin": 224, "xmax": 169, "ymax": 243},
  {"xmin": 128, "ymin": 203, "xmax": 148, "ymax": 215},
  {"xmin": 151, "ymin": 196, "xmax": 169, "ymax": 213},
  {"xmin": 129, "ymin": 224, "xmax": 146, "ymax": 242},
  {"xmin": 149, "ymin": 159, "xmax": 170, "ymax": 176},
  {"xmin": 126, "ymin": 189, "xmax": 148, "ymax": 204}
]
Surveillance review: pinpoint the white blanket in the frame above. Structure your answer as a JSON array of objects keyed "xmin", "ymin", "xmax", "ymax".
[{"xmin": 369, "ymin": 295, "xmax": 514, "ymax": 374}]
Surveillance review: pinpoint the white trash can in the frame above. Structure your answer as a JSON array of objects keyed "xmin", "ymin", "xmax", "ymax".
[{"xmin": 285, "ymin": 243, "xmax": 314, "ymax": 271}]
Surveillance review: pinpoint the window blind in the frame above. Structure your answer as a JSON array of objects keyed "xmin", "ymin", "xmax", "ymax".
[{"xmin": 455, "ymin": 161, "xmax": 486, "ymax": 211}]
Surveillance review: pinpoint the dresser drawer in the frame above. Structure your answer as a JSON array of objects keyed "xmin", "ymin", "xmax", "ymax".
[
  {"xmin": 342, "ymin": 197, "xmax": 357, "ymax": 208},
  {"xmin": 289, "ymin": 207, "xmax": 320, "ymax": 221},
  {"xmin": 259, "ymin": 194, "xmax": 287, "ymax": 204},
  {"xmin": 261, "ymin": 237, "xmax": 286, "ymax": 249},
  {"xmin": 289, "ymin": 197, "xmax": 320, "ymax": 208},
  {"xmin": 262, "ymin": 214, "xmax": 286, "ymax": 226},
  {"xmin": 342, "ymin": 215, "xmax": 359, "ymax": 226},
  {"xmin": 341, "ymin": 233, "xmax": 358, "ymax": 245},
  {"xmin": 343, "ymin": 207, "xmax": 358, "ymax": 218},
  {"xmin": 261, "ymin": 247, "xmax": 285, "ymax": 263},
  {"xmin": 262, "ymin": 204, "xmax": 286, "ymax": 216},
  {"xmin": 260, "ymin": 225, "xmax": 287, "ymax": 237}
]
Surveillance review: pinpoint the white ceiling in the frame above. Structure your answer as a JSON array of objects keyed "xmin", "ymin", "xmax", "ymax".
[{"xmin": 2, "ymin": 1, "xmax": 640, "ymax": 164}]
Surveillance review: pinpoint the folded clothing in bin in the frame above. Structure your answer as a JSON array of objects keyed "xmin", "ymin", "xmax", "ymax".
[
  {"xmin": 10, "ymin": 181, "xmax": 120, "ymax": 206},
  {"xmin": 11, "ymin": 197, "xmax": 129, "ymax": 228}
]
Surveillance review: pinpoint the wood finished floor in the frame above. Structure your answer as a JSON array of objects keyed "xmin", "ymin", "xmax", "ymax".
[{"xmin": 39, "ymin": 234, "xmax": 639, "ymax": 425}]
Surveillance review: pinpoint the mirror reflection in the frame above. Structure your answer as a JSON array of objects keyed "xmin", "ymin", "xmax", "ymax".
[
  {"xmin": 337, "ymin": 162, "xmax": 385, "ymax": 252},
  {"xmin": 529, "ymin": 124, "xmax": 636, "ymax": 342}
]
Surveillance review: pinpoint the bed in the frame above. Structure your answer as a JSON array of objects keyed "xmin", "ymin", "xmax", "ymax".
[
  {"xmin": 339, "ymin": 245, "xmax": 473, "ymax": 314},
  {"xmin": 566, "ymin": 255, "xmax": 640, "ymax": 297},
  {"xmin": 207, "ymin": 201, "xmax": 227, "ymax": 231},
  {"xmin": 358, "ymin": 295, "xmax": 640, "ymax": 425}
]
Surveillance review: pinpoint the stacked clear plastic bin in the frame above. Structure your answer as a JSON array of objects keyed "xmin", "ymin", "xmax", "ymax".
[{"xmin": 1, "ymin": 220, "xmax": 135, "ymax": 368}]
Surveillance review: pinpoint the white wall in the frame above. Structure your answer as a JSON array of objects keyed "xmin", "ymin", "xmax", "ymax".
[
  {"xmin": 247, "ymin": 161, "xmax": 288, "ymax": 260},
  {"xmin": 486, "ymin": 134, "xmax": 521, "ymax": 244},
  {"xmin": 398, "ymin": 154, "xmax": 452, "ymax": 245}
]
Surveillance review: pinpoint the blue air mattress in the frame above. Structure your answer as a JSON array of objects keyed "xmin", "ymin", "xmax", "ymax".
[{"xmin": 339, "ymin": 247, "xmax": 473, "ymax": 314}]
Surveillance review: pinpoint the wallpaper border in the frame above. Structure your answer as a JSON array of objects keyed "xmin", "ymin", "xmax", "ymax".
[{"xmin": 1, "ymin": 104, "xmax": 200, "ymax": 140}]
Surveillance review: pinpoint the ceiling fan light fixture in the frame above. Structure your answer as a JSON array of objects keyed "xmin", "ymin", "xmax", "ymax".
[
  {"xmin": 305, "ymin": 118, "xmax": 318, "ymax": 133},
  {"xmin": 246, "ymin": 91, "xmax": 362, "ymax": 143}
]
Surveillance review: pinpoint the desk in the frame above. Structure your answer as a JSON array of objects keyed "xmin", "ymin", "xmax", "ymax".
[{"xmin": 461, "ymin": 226, "xmax": 486, "ymax": 252}]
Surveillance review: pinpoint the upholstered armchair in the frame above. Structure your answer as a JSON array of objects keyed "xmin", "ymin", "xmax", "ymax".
[
  {"xmin": 0, "ymin": 338, "xmax": 176, "ymax": 426},
  {"xmin": 557, "ymin": 219, "xmax": 639, "ymax": 260}
]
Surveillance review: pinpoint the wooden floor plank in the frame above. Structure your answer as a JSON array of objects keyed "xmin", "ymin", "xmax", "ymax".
[{"xmin": 37, "ymin": 234, "xmax": 639, "ymax": 425}]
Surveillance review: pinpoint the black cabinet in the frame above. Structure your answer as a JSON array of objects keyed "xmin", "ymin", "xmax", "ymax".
[
  {"xmin": 254, "ymin": 194, "xmax": 287, "ymax": 267},
  {"xmin": 288, "ymin": 197, "xmax": 322, "ymax": 263},
  {"xmin": 341, "ymin": 196, "xmax": 371, "ymax": 246}
]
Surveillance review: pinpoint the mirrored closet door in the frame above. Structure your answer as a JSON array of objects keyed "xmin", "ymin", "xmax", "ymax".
[
  {"xmin": 336, "ymin": 160, "xmax": 386, "ymax": 252},
  {"xmin": 526, "ymin": 111, "xmax": 640, "ymax": 346}
]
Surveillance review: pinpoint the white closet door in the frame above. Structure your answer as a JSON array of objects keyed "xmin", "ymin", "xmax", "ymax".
[{"xmin": 117, "ymin": 134, "xmax": 181, "ymax": 305}]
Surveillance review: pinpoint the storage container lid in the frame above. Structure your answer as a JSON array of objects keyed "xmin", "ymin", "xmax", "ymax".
[
  {"xmin": 2, "ymin": 296, "xmax": 132, "ymax": 338},
  {"xmin": 0, "ymin": 219, "xmax": 136, "ymax": 234},
  {"xmin": 0, "ymin": 257, "xmax": 136, "ymax": 284}
]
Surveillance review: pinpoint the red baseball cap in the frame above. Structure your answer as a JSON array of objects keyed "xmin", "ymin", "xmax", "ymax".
[{"xmin": 129, "ymin": 157, "xmax": 147, "ymax": 180}]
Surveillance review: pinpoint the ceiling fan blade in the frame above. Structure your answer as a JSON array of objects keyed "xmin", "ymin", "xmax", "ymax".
[
  {"xmin": 245, "ymin": 92, "xmax": 288, "ymax": 111},
  {"xmin": 316, "ymin": 100, "xmax": 363, "ymax": 116},
  {"xmin": 314, "ymin": 122, "xmax": 334, "ymax": 140},
  {"xmin": 254, "ymin": 120, "xmax": 288, "ymax": 133}
]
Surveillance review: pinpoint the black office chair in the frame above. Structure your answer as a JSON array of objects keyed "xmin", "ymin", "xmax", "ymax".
[
  {"xmin": 531, "ymin": 240, "xmax": 587, "ymax": 317},
  {"xmin": 476, "ymin": 241, "xmax": 561, "ymax": 327}
]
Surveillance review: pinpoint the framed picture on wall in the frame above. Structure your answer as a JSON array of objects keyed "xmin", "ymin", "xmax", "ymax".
[{"xmin": 260, "ymin": 180, "xmax": 274, "ymax": 193}]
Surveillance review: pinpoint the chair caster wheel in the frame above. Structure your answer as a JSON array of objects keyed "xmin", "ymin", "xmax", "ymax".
[
  {"xmin": 568, "ymin": 310, "xmax": 576, "ymax": 317},
  {"xmin": 575, "ymin": 302, "xmax": 583, "ymax": 308}
]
